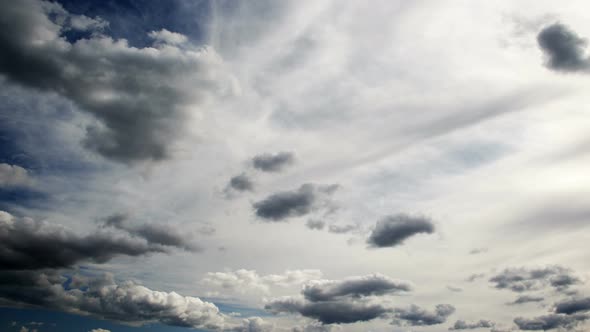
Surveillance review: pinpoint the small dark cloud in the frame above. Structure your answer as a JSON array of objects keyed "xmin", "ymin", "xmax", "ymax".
[
  {"xmin": 253, "ymin": 184, "xmax": 338, "ymax": 222},
  {"xmin": 367, "ymin": 214, "xmax": 434, "ymax": 248},
  {"xmin": 514, "ymin": 313, "xmax": 588, "ymax": 331},
  {"xmin": 252, "ymin": 152, "xmax": 295, "ymax": 172},
  {"xmin": 489, "ymin": 266, "xmax": 580, "ymax": 293},
  {"xmin": 302, "ymin": 274, "xmax": 412, "ymax": 302},
  {"xmin": 447, "ymin": 286, "xmax": 462, "ymax": 292},
  {"xmin": 0, "ymin": 211, "xmax": 195, "ymax": 270},
  {"xmin": 449, "ymin": 319, "xmax": 495, "ymax": 330},
  {"xmin": 537, "ymin": 23, "xmax": 590, "ymax": 72},
  {"xmin": 508, "ymin": 295, "xmax": 545, "ymax": 305},
  {"xmin": 265, "ymin": 298, "xmax": 390, "ymax": 325},
  {"xmin": 392, "ymin": 304, "xmax": 455, "ymax": 326},
  {"xmin": 554, "ymin": 297, "xmax": 590, "ymax": 315},
  {"xmin": 306, "ymin": 219, "xmax": 325, "ymax": 230},
  {"xmin": 228, "ymin": 174, "xmax": 254, "ymax": 192}
]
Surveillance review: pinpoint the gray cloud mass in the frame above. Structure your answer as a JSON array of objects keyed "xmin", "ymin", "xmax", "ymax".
[
  {"xmin": 252, "ymin": 152, "xmax": 295, "ymax": 172},
  {"xmin": 537, "ymin": 23, "xmax": 590, "ymax": 72},
  {"xmin": 392, "ymin": 304, "xmax": 455, "ymax": 326},
  {"xmin": 489, "ymin": 266, "xmax": 580, "ymax": 293},
  {"xmin": 367, "ymin": 214, "xmax": 435, "ymax": 248}
]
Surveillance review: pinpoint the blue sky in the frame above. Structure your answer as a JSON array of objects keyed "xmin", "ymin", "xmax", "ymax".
[{"xmin": 1, "ymin": 0, "xmax": 590, "ymax": 332}]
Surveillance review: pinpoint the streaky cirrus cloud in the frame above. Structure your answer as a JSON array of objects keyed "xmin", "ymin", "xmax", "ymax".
[
  {"xmin": 0, "ymin": 0, "xmax": 234, "ymax": 163},
  {"xmin": 366, "ymin": 214, "xmax": 435, "ymax": 248},
  {"xmin": 537, "ymin": 23, "xmax": 590, "ymax": 72},
  {"xmin": 253, "ymin": 183, "xmax": 338, "ymax": 222}
]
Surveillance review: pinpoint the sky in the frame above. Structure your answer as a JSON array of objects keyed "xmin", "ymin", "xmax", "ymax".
[{"xmin": 0, "ymin": 0, "xmax": 590, "ymax": 331}]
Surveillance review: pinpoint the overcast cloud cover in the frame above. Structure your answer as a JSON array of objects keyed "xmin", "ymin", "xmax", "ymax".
[{"xmin": 0, "ymin": 0, "xmax": 590, "ymax": 331}]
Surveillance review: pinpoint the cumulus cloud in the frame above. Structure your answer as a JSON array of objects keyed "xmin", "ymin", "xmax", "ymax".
[
  {"xmin": 253, "ymin": 183, "xmax": 338, "ymax": 222},
  {"xmin": 301, "ymin": 274, "xmax": 412, "ymax": 302},
  {"xmin": 489, "ymin": 266, "xmax": 580, "ymax": 293},
  {"xmin": 265, "ymin": 274, "xmax": 412, "ymax": 325},
  {"xmin": 508, "ymin": 295, "xmax": 545, "ymax": 305},
  {"xmin": 149, "ymin": 28, "xmax": 188, "ymax": 45},
  {"xmin": 0, "ymin": 211, "xmax": 193, "ymax": 270},
  {"xmin": 227, "ymin": 174, "xmax": 255, "ymax": 192},
  {"xmin": 0, "ymin": 0, "xmax": 232, "ymax": 163},
  {"xmin": 202, "ymin": 269, "xmax": 323, "ymax": 294},
  {"xmin": 449, "ymin": 319, "xmax": 495, "ymax": 330},
  {"xmin": 391, "ymin": 304, "xmax": 455, "ymax": 326},
  {"xmin": 0, "ymin": 271, "xmax": 226, "ymax": 329},
  {"xmin": 226, "ymin": 317, "xmax": 273, "ymax": 332},
  {"xmin": 514, "ymin": 313, "xmax": 588, "ymax": 331},
  {"xmin": 366, "ymin": 214, "xmax": 435, "ymax": 248},
  {"xmin": 554, "ymin": 297, "xmax": 590, "ymax": 315},
  {"xmin": 89, "ymin": 329, "xmax": 111, "ymax": 332},
  {"xmin": 537, "ymin": 23, "xmax": 590, "ymax": 72},
  {"xmin": 265, "ymin": 297, "xmax": 391, "ymax": 325},
  {"xmin": 0, "ymin": 163, "xmax": 33, "ymax": 187},
  {"xmin": 252, "ymin": 152, "xmax": 295, "ymax": 172}
]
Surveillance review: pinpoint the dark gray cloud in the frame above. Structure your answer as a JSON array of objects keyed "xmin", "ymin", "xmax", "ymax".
[
  {"xmin": 228, "ymin": 174, "xmax": 255, "ymax": 192},
  {"xmin": 449, "ymin": 319, "xmax": 494, "ymax": 330},
  {"xmin": 514, "ymin": 313, "xmax": 588, "ymax": 331},
  {"xmin": 554, "ymin": 297, "xmax": 590, "ymax": 315},
  {"xmin": 537, "ymin": 23, "xmax": 590, "ymax": 72},
  {"xmin": 265, "ymin": 298, "xmax": 390, "ymax": 325},
  {"xmin": 103, "ymin": 214, "xmax": 199, "ymax": 251},
  {"xmin": 0, "ymin": 0, "xmax": 230, "ymax": 163},
  {"xmin": 302, "ymin": 274, "xmax": 412, "ymax": 302},
  {"xmin": 489, "ymin": 266, "xmax": 580, "ymax": 293},
  {"xmin": 306, "ymin": 219, "xmax": 325, "ymax": 230},
  {"xmin": 366, "ymin": 214, "xmax": 434, "ymax": 248},
  {"xmin": 0, "ymin": 270, "xmax": 225, "ymax": 329},
  {"xmin": 392, "ymin": 304, "xmax": 455, "ymax": 326},
  {"xmin": 253, "ymin": 184, "xmax": 338, "ymax": 222},
  {"xmin": 0, "ymin": 211, "xmax": 194, "ymax": 270},
  {"xmin": 252, "ymin": 152, "xmax": 295, "ymax": 172},
  {"xmin": 508, "ymin": 295, "xmax": 545, "ymax": 305}
]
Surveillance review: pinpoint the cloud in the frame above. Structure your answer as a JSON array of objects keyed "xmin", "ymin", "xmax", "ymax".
[
  {"xmin": 103, "ymin": 214, "xmax": 199, "ymax": 251},
  {"xmin": 89, "ymin": 329, "xmax": 111, "ymax": 332},
  {"xmin": 0, "ymin": 0, "xmax": 232, "ymax": 163},
  {"xmin": 253, "ymin": 183, "xmax": 338, "ymax": 222},
  {"xmin": 554, "ymin": 297, "xmax": 590, "ymax": 315},
  {"xmin": 0, "ymin": 163, "xmax": 33, "ymax": 187},
  {"xmin": 489, "ymin": 266, "xmax": 580, "ymax": 293},
  {"xmin": 202, "ymin": 269, "xmax": 323, "ymax": 294},
  {"xmin": 447, "ymin": 286, "xmax": 462, "ymax": 292},
  {"xmin": 0, "ymin": 271, "xmax": 226, "ymax": 330},
  {"xmin": 148, "ymin": 28, "xmax": 188, "ymax": 45},
  {"xmin": 537, "ymin": 23, "xmax": 590, "ymax": 72},
  {"xmin": 265, "ymin": 297, "xmax": 391, "ymax": 325},
  {"xmin": 306, "ymin": 219, "xmax": 325, "ymax": 230},
  {"xmin": 0, "ymin": 211, "xmax": 193, "ymax": 270},
  {"xmin": 508, "ymin": 295, "xmax": 545, "ymax": 305},
  {"xmin": 327, "ymin": 224, "xmax": 357, "ymax": 234},
  {"xmin": 292, "ymin": 322, "xmax": 343, "ymax": 332},
  {"xmin": 466, "ymin": 273, "xmax": 486, "ymax": 282},
  {"xmin": 391, "ymin": 304, "xmax": 455, "ymax": 326},
  {"xmin": 227, "ymin": 174, "xmax": 255, "ymax": 192},
  {"xmin": 265, "ymin": 274, "xmax": 412, "ymax": 325},
  {"xmin": 514, "ymin": 313, "xmax": 589, "ymax": 331},
  {"xmin": 366, "ymin": 214, "xmax": 435, "ymax": 248},
  {"xmin": 449, "ymin": 319, "xmax": 495, "ymax": 330},
  {"xmin": 301, "ymin": 274, "xmax": 412, "ymax": 302},
  {"xmin": 252, "ymin": 152, "xmax": 295, "ymax": 172},
  {"xmin": 226, "ymin": 317, "xmax": 273, "ymax": 332}
]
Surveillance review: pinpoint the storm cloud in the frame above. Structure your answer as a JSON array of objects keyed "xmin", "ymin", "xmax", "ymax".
[
  {"xmin": 489, "ymin": 266, "xmax": 580, "ymax": 293},
  {"xmin": 252, "ymin": 152, "xmax": 295, "ymax": 172},
  {"xmin": 0, "ymin": 0, "xmax": 231, "ymax": 163},
  {"xmin": 253, "ymin": 183, "xmax": 338, "ymax": 221},
  {"xmin": 367, "ymin": 214, "xmax": 435, "ymax": 248},
  {"xmin": 0, "ymin": 211, "xmax": 194, "ymax": 270},
  {"xmin": 537, "ymin": 23, "xmax": 590, "ymax": 72}
]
